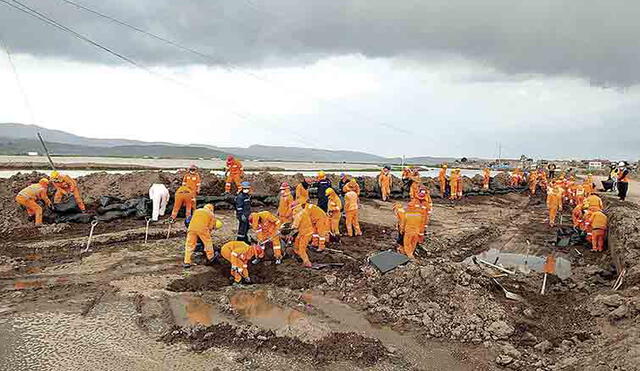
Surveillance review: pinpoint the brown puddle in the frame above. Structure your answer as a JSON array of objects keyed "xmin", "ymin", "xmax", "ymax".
[
  {"xmin": 230, "ymin": 290, "xmax": 304, "ymax": 330},
  {"xmin": 168, "ymin": 294, "xmax": 224, "ymax": 327},
  {"xmin": 13, "ymin": 280, "xmax": 45, "ymax": 290},
  {"xmin": 465, "ymin": 248, "xmax": 572, "ymax": 279}
]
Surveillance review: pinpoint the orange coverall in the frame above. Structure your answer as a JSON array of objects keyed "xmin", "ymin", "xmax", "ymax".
[
  {"xmin": 327, "ymin": 190, "xmax": 342, "ymax": 236},
  {"xmin": 250, "ymin": 211, "xmax": 282, "ymax": 259},
  {"xmin": 586, "ymin": 195, "xmax": 603, "ymax": 212},
  {"xmin": 546, "ymin": 188, "xmax": 563, "ymax": 226},
  {"xmin": 182, "ymin": 171, "xmax": 201, "ymax": 209},
  {"xmin": 482, "ymin": 168, "xmax": 491, "ymax": 190},
  {"xmin": 292, "ymin": 206, "xmax": 313, "ymax": 267},
  {"xmin": 412, "ymin": 194, "xmax": 432, "ymax": 242},
  {"xmin": 16, "ymin": 183, "xmax": 52, "ymax": 226},
  {"xmin": 438, "ymin": 168, "xmax": 447, "ymax": 195},
  {"xmin": 583, "ymin": 195, "xmax": 603, "ymax": 242},
  {"xmin": 344, "ymin": 191, "xmax": 362, "ymax": 236},
  {"xmin": 409, "ymin": 174, "xmax": 422, "ymax": 200},
  {"xmin": 588, "ymin": 211, "xmax": 607, "ymax": 252},
  {"xmin": 402, "ymin": 204, "xmax": 424, "ymax": 259},
  {"xmin": 572, "ymin": 203, "xmax": 584, "ymax": 230},
  {"xmin": 528, "ymin": 171, "xmax": 538, "ymax": 195},
  {"xmin": 393, "ymin": 203, "xmax": 406, "ymax": 253},
  {"xmin": 449, "ymin": 171, "xmax": 460, "ymax": 200},
  {"xmin": 225, "ymin": 159, "xmax": 244, "ymax": 193},
  {"xmin": 584, "ymin": 175, "xmax": 595, "ymax": 196},
  {"xmin": 278, "ymin": 188, "xmax": 294, "ymax": 224},
  {"xmin": 221, "ymin": 241, "xmax": 257, "ymax": 283},
  {"xmin": 343, "ymin": 179, "xmax": 361, "ymax": 196},
  {"xmin": 306, "ymin": 204, "xmax": 330, "ymax": 250},
  {"xmin": 574, "ymin": 185, "xmax": 585, "ymax": 207},
  {"xmin": 51, "ymin": 174, "xmax": 85, "ymax": 211},
  {"xmin": 171, "ymin": 186, "xmax": 195, "ymax": 219},
  {"xmin": 184, "ymin": 206, "xmax": 217, "ymax": 264},
  {"xmin": 378, "ymin": 170, "xmax": 392, "ymax": 201},
  {"xmin": 295, "ymin": 183, "xmax": 309, "ymax": 205}
]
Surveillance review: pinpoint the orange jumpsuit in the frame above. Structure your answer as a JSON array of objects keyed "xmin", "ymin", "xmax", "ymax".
[
  {"xmin": 225, "ymin": 159, "xmax": 244, "ymax": 193},
  {"xmin": 277, "ymin": 188, "xmax": 294, "ymax": 224},
  {"xmin": 221, "ymin": 241, "xmax": 257, "ymax": 283},
  {"xmin": 449, "ymin": 171, "xmax": 460, "ymax": 200},
  {"xmin": 402, "ymin": 204, "xmax": 423, "ymax": 259},
  {"xmin": 184, "ymin": 206, "xmax": 217, "ymax": 264},
  {"xmin": 572, "ymin": 204, "xmax": 584, "ymax": 230},
  {"xmin": 585, "ymin": 195, "xmax": 603, "ymax": 212},
  {"xmin": 295, "ymin": 183, "xmax": 309, "ymax": 205},
  {"xmin": 546, "ymin": 189, "xmax": 563, "ymax": 226},
  {"xmin": 583, "ymin": 195, "xmax": 603, "ymax": 242},
  {"xmin": 528, "ymin": 172, "xmax": 538, "ymax": 195},
  {"xmin": 306, "ymin": 204, "xmax": 330, "ymax": 250},
  {"xmin": 327, "ymin": 191, "xmax": 342, "ymax": 236},
  {"xmin": 342, "ymin": 179, "xmax": 361, "ymax": 196},
  {"xmin": 250, "ymin": 211, "xmax": 282, "ymax": 259},
  {"xmin": 574, "ymin": 185, "xmax": 585, "ymax": 207},
  {"xmin": 182, "ymin": 171, "xmax": 201, "ymax": 209},
  {"xmin": 171, "ymin": 186, "xmax": 195, "ymax": 219},
  {"xmin": 408, "ymin": 175, "xmax": 422, "ymax": 201},
  {"xmin": 378, "ymin": 170, "xmax": 392, "ymax": 201},
  {"xmin": 16, "ymin": 183, "xmax": 52, "ymax": 226},
  {"xmin": 344, "ymin": 191, "xmax": 362, "ymax": 236},
  {"xmin": 438, "ymin": 168, "xmax": 447, "ymax": 195},
  {"xmin": 51, "ymin": 174, "xmax": 85, "ymax": 211},
  {"xmin": 393, "ymin": 204, "xmax": 406, "ymax": 253},
  {"xmin": 584, "ymin": 176, "xmax": 595, "ymax": 196},
  {"xmin": 292, "ymin": 207, "xmax": 313, "ymax": 267},
  {"xmin": 588, "ymin": 211, "xmax": 607, "ymax": 252},
  {"xmin": 482, "ymin": 168, "xmax": 491, "ymax": 190}
]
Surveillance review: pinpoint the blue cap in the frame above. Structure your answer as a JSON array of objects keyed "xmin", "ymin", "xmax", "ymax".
[{"xmin": 241, "ymin": 181, "xmax": 251, "ymax": 188}]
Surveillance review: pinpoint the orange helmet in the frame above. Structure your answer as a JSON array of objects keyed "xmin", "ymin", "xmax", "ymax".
[
  {"xmin": 280, "ymin": 182, "xmax": 289, "ymax": 190},
  {"xmin": 39, "ymin": 178, "xmax": 49, "ymax": 186}
]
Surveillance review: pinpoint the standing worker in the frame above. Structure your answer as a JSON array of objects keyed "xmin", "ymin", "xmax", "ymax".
[
  {"xmin": 449, "ymin": 169, "xmax": 460, "ymax": 200},
  {"xmin": 378, "ymin": 166, "xmax": 392, "ymax": 201},
  {"xmin": 338, "ymin": 173, "xmax": 350, "ymax": 196},
  {"xmin": 295, "ymin": 178, "xmax": 310, "ymax": 205},
  {"xmin": 171, "ymin": 185, "xmax": 196, "ymax": 219},
  {"xmin": 249, "ymin": 211, "xmax": 283, "ymax": 264},
  {"xmin": 277, "ymin": 182, "xmax": 294, "ymax": 224},
  {"xmin": 414, "ymin": 188, "xmax": 432, "ymax": 242},
  {"xmin": 50, "ymin": 171, "xmax": 86, "ymax": 212},
  {"xmin": 326, "ymin": 188, "xmax": 342, "ymax": 237},
  {"xmin": 482, "ymin": 167, "xmax": 491, "ymax": 191},
  {"xmin": 546, "ymin": 186, "xmax": 563, "ymax": 227},
  {"xmin": 315, "ymin": 171, "xmax": 332, "ymax": 212},
  {"xmin": 221, "ymin": 240, "xmax": 263, "ymax": 284},
  {"xmin": 617, "ymin": 162, "xmax": 630, "ymax": 201},
  {"xmin": 224, "ymin": 155, "xmax": 244, "ymax": 194},
  {"xmin": 547, "ymin": 163, "xmax": 557, "ymax": 179},
  {"xmin": 438, "ymin": 165, "xmax": 448, "ymax": 196},
  {"xmin": 344, "ymin": 189, "xmax": 362, "ymax": 236},
  {"xmin": 528, "ymin": 170, "xmax": 538, "ymax": 195},
  {"xmin": 16, "ymin": 178, "xmax": 52, "ymax": 226},
  {"xmin": 183, "ymin": 204, "xmax": 220, "ymax": 268},
  {"xmin": 408, "ymin": 169, "xmax": 422, "ymax": 200},
  {"xmin": 587, "ymin": 210, "xmax": 608, "ymax": 252},
  {"xmin": 343, "ymin": 178, "xmax": 361, "ymax": 196},
  {"xmin": 401, "ymin": 202, "xmax": 423, "ymax": 260},
  {"xmin": 148, "ymin": 183, "xmax": 170, "ymax": 221},
  {"xmin": 392, "ymin": 203, "xmax": 406, "ymax": 253},
  {"xmin": 182, "ymin": 165, "xmax": 201, "ymax": 209},
  {"xmin": 235, "ymin": 181, "xmax": 252, "ymax": 243},
  {"xmin": 291, "ymin": 202, "xmax": 313, "ymax": 268}
]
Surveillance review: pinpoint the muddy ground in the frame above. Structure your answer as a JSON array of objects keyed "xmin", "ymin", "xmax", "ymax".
[{"xmin": 1, "ymin": 172, "xmax": 639, "ymax": 370}]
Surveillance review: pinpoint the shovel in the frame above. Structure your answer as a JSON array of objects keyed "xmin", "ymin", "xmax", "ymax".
[
  {"xmin": 492, "ymin": 278, "xmax": 525, "ymax": 302},
  {"xmin": 144, "ymin": 217, "xmax": 151, "ymax": 244},
  {"xmin": 166, "ymin": 219, "xmax": 174, "ymax": 240},
  {"xmin": 82, "ymin": 220, "xmax": 99, "ymax": 253}
]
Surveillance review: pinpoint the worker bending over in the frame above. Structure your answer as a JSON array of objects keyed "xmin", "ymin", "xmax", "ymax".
[
  {"xmin": 344, "ymin": 189, "xmax": 362, "ymax": 236},
  {"xmin": 587, "ymin": 210, "xmax": 608, "ymax": 252},
  {"xmin": 16, "ymin": 178, "xmax": 52, "ymax": 226},
  {"xmin": 482, "ymin": 168, "xmax": 491, "ymax": 191},
  {"xmin": 326, "ymin": 188, "xmax": 342, "ymax": 236},
  {"xmin": 305, "ymin": 203, "xmax": 330, "ymax": 251},
  {"xmin": 295, "ymin": 178, "xmax": 310, "ymax": 205},
  {"xmin": 171, "ymin": 185, "xmax": 196, "ymax": 219},
  {"xmin": 378, "ymin": 166, "xmax": 392, "ymax": 201},
  {"xmin": 392, "ymin": 202, "xmax": 406, "ymax": 253},
  {"xmin": 291, "ymin": 202, "xmax": 313, "ymax": 268},
  {"xmin": 277, "ymin": 182, "xmax": 294, "ymax": 224},
  {"xmin": 221, "ymin": 241, "xmax": 263, "ymax": 284},
  {"xmin": 183, "ymin": 204, "xmax": 221, "ymax": 268},
  {"xmin": 315, "ymin": 171, "xmax": 332, "ymax": 212},
  {"xmin": 148, "ymin": 183, "xmax": 170, "ymax": 221},
  {"xmin": 235, "ymin": 181, "xmax": 252, "ymax": 243},
  {"xmin": 50, "ymin": 171, "xmax": 85, "ymax": 211},
  {"xmin": 572, "ymin": 202, "xmax": 586, "ymax": 231},
  {"xmin": 249, "ymin": 211, "xmax": 283, "ymax": 264},
  {"xmin": 583, "ymin": 194, "xmax": 604, "ymax": 242},
  {"xmin": 182, "ymin": 165, "xmax": 201, "ymax": 209},
  {"xmin": 546, "ymin": 186, "xmax": 563, "ymax": 227},
  {"xmin": 438, "ymin": 165, "xmax": 448, "ymax": 195},
  {"xmin": 225, "ymin": 155, "xmax": 244, "ymax": 194}
]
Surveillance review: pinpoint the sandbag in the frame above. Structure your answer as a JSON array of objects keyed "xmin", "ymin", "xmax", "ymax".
[
  {"xmin": 134, "ymin": 198, "xmax": 151, "ymax": 219},
  {"xmin": 56, "ymin": 213, "xmax": 93, "ymax": 224},
  {"xmin": 96, "ymin": 210, "xmax": 127, "ymax": 222},
  {"xmin": 97, "ymin": 204, "xmax": 127, "ymax": 214},
  {"xmin": 99, "ymin": 196, "xmax": 121, "ymax": 208},
  {"xmin": 53, "ymin": 195, "xmax": 81, "ymax": 214}
]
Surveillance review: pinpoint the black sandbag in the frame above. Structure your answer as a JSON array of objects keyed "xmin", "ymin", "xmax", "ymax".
[
  {"xmin": 96, "ymin": 210, "xmax": 126, "ymax": 222},
  {"xmin": 123, "ymin": 208, "xmax": 137, "ymax": 217},
  {"xmin": 56, "ymin": 213, "xmax": 93, "ymax": 224},
  {"xmin": 99, "ymin": 196, "xmax": 121, "ymax": 208},
  {"xmin": 213, "ymin": 201, "xmax": 234, "ymax": 210},
  {"xmin": 262, "ymin": 196, "xmax": 279, "ymax": 206},
  {"xmin": 97, "ymin": 204, "xmax": 127, "ymax": 214},
  {"xmin": 53, "ymin": 195, "xmax": 81, "ymax": 214},
  {"xmin": 134, "ymin": 198, "xmax": 151, "ymax": 219},
  {"xmin": 124, "ymin": 198, "xmax": 142, "ymax": 209}
]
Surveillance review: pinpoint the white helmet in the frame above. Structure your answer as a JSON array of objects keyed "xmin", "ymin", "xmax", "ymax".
[{"xmin": 618, "ymin": 161, "xmax": 626, "ymax": 167}]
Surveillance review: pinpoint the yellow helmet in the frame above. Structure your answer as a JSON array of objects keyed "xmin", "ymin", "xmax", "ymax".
[
  {"xmin": 215, "ymin": 219, "xmax": 223, "ymax": 229},
  {"xmin": 325, "ymin": 188, "xmax": 335, "ymax": 196},
  {"xmin": 39, "ymin": 178, "xmax": 49, "ymax": 185},
  {"xmin": 442, "ymin": 164, "xmax": 448, "ymax": 168},
  {"xmin": 318, "ymin": 170, "xmax": 326, "ymax": 179},
  {"xmin": 204, "ymin": 204, "xmax": 214, "ymax": 212},
  {"xmin": 50, "ymin": 170, "xmax": 60, "ymax": 179}
]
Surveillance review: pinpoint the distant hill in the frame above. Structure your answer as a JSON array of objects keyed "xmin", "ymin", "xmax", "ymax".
[{"xmin": 217, "ymin": 144, "xmax": 389, "ymax": 163}]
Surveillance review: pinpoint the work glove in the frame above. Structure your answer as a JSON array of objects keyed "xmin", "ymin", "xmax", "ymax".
[
  {"xmin": 251, "ymin": 257, "xmax": 261, "ymax": 265},
  {"xmin": 241, "ymin": 214, "xmax": 248, "ymax": 223},
  {"xmin": 242, "ymin": 277, "xmax": 252, "ymax": 285}
]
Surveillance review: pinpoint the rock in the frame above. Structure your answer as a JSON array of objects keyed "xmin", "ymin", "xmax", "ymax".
[
  {"xmin": 594, "ymin": 294, "xmax": 624, "ymax": 307},
  {"xmin": 487, "ymin": 320, "xmax": 514, "ymax": 340},
  {"xmin": 324, "ymin": 274, "xmax": 337, "ymax": 286},
  {"xmin": 496, "ymin": 355, "xmax": 514, "ymax": 366},
  {"xmin": 501, "ymin": 343, "xmax": 522, "ymax": 359},
  {"xmin": 523, "ymin": 308, "xmax": 535, "ymax": 318},
  {"xmin": 608, "ymin": 305, "xmax": 629, "ymax": 321},
  {"xmin": 419, "ymin": 265, "xmax": 436, "ymax": 279},
  {"xmin": 557, "ymin": 356, "xmax": 579, "ymax": 369},
  {"xmin": 534, "ymin": 340, "xmax": 553, "ymax": 353},
  {"xmin": 365, "ymin": 294, "xmax": 378, "ymax": 306}
]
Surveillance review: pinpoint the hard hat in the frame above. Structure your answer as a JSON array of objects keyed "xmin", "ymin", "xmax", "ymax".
[
  {"xmin": 204, "ymin": 204, "xmax": 214, "ymax": 212},
  {"xmin": 325, "ymin": 188, "xmax": 335, "ymax": 196},
  {"xmin": 215, "ymin": 219, "xmax": 223, "ymax": 229},
  {"xmin": 50, "ymin": 170, "xmax": 60, "ymax": 179},
  {"xmin": 227, "ymin": 155, "xmax": 234, "ymax": 161},
  {"xmin": 189, "ymin": 164, "xmax": 197, "ymax": 171},
  {"xmin": 39, "ymin": 178, "xmax": 49, "ymax": 185},
  {"xmin": 383, "ymin": 165, "xmax": 391, "ymax": 171},
  {"xmin": 443, "ymin": 164, "xmax": 448, "ymax": 168},
  {"xmin": 280, "ymin": 182, "xmax": 289, "ymax": 190},
  {"xmin": 340, "ymin": 173, "xmax": 346, "ymax": 177},
  {"xmin": 417, "ymin": 189, "xmax": 427, "ymax": 200},
  {"xmin": 618, "ymin": 161, "xmax": 625, "ymax": 167},
  {"xmin": 241, "ymin": 181, "xmax": 251, "ymax": 188},
  {"xmin": 318, "ymin": 171, "xmax": 326, "ymax": 178}
]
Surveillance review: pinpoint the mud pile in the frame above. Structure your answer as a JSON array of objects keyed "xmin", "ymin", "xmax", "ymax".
[{"xmin": 607, "ymin": 201, "xmax": 640, "ymax": 284}]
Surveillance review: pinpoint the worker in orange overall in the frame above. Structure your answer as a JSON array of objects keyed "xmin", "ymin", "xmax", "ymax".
[
  {"xmin": 438, "ymin": 165, "xmax": 448, "ymax": 195},
  {"xmin": 449, "ymin": 169, "xmax": 461, "ymax": 200},
  {"xmin": 583, "ymin": 194, "xmax": 604, "ymax": 242},
  {"xmin": 50, "ymin": 171, "xmax": 85, "ymax": 211},
  {"xmin": 290, "ymin": 202, "xmax": 313, "ymax": 268},
  {"xmin": 343, "ymin": 178, "xmax": 361, "ymax": 196},
  {"xmin": 528, "ymin": 170, "xmax": 538, "ymax": 195},
  {"xmin": 587, "ymin": 210, "xmax": 608, "ymax": 252},
  {"xmin": 277, "ymin": 182, "xmax": 294, "ymax": 224},
  {"xmin": 221, "ymin": 240, "xmax": 264, "ymax": 284},
  {"xmin": 537, "ymin": 169, "xmax": 548, "ymax": 189},
  {"xmin": 171, "ymin": 185, "xmax": 195, "ymax": 219},
  {"xmin": 583, "ymin": 174, "xmax": 595, "ymax": 196},
  {"xmin": 249, "ymin": 211, "xmax": 283, "ymax": 264},
  {"xmin": 344, "ymin": 189, "xmax": 362, "ymax": 236},
  {"xmin": 546, "ymin": 186, "xmax": 563, "ymax": 227},
  {"xmin": 510, "ymin": 168, "xmax": 522, "ymax": 187},
  {"xmin": 408, "ymin": 169, "xmax": 422, "ymax": 201},
  {"xmin": 305, "ymin": 203, "xmax": 330, "ymax": 251},
  {"xmin": 182, "ymin": 165, "xmax": 201, "ymax": 209},
  {"xmin": 16, "ymin": 178, "xmax": 52, "ymax": 226},
  {"xmin": 224, "ymin": 155, "xmax": 244, "ymax": 194},
  {"xmin": 414, "ymin": 188, "xmax": 432, "ymax": 242},
  {"xmin": 482, "ymin": 167, "xmax": 491, "ymax": 191},
  {"xmin": 326, "ymin": 188, "xmax": 342, "ymax": 236},
  {"xmin": 393, "ymin": 202, "xmax": 406, "ymax": 253},
  {"xmin": 572, "ymin": 202, "xmax": 585, "ymax": 231},
  {"xmin": 401, "ymin": 202, "xmax": 424, "ymax": 260},
  {"xmin": 295, "ymin": 178, "xmax": 310, "ymax": 205},
  {"xmin": 183, "ymin": 204, "xmax": 220, "ymax": 268},
  {"xmin": 378, "ymin": 166, "xmax": 392, "ymax": 201},
  {"xmin": 574, "ymin": 184, "xmax": 586, "ymax": 207}
]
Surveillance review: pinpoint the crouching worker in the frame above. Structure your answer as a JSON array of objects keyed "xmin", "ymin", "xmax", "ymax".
[
  {"xmin": 148, "ymin": 183, "xmax": 169, "ymax": 221},
  {"xmin": 16, "ymin": 178, "xmax": 52, "ymax": 226},
  {"xmin": 50, "ymin": 171, "xmax": 86, "ymax": 212},
  {"xmin": 183, "ymin": 204, "xmax": 221, "ymax": 268},
  {"xmin": 221, "ymin": 240, "xmax": 263, "ymax": 285},
  {"xmin": 249, "ymin": 211, "xmax": 283, "ymax": 264},
  {"xmin": 290, "ymin": 202, "xmax": 313, "ymax": 268}
]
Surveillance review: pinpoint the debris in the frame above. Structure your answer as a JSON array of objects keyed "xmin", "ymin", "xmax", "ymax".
[
  {"xmin": 472, "ymin": 257, "xmax": 515, "ymax": 275},
  {"xmin": 368, "ymin": 250, "xmax": 410, "ymax": 274}
]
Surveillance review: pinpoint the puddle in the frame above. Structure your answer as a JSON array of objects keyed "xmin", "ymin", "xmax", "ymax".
[
  {"xmin": 168, "ymin": 294, "xmax": 224, "ymax": 327},
  {"xmin": 12, "ymin": 280, "xmax": 46, "ymax": 290},
  {"xmin": 229, "ymin": 290, "xmax": 304, "ymax": 330},
  {"xmin": 465, "ymin": 248, "xmax": 572, "ymax": 279}
]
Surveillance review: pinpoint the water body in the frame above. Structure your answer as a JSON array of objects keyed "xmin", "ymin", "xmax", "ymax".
[{"xmin": 465, "ymin": 248, "xmax": 572, "ymax": 279}]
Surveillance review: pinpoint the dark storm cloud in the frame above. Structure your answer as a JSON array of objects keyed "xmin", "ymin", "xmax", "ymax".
[{"xmin": 1, "ymin": 0, "xmax": 639, "ymax": 85}]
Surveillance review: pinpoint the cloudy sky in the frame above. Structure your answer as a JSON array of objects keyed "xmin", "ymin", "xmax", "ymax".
[{"xmin": 1, "ymin": 0, "xmax": 639, "ymax": 160}]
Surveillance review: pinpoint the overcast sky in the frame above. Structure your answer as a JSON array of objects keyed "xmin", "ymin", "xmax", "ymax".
[{"xmin": 1, "ymin": 0, "xmax": 639, "ymax": 159}]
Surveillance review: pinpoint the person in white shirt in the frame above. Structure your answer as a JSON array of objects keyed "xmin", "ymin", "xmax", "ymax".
[{"xmin": 149, "ymin": 183, "xmax": 170, "ymax": 221}]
